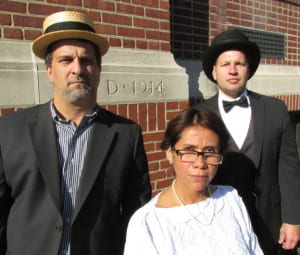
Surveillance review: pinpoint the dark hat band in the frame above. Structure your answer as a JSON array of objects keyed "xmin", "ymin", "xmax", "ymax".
[{"xmin": 45, "ymin": 21, "xmax": 95, "ymax": 34}]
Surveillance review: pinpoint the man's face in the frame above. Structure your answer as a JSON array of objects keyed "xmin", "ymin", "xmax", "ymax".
[
  {"xmin": 46, "ymin": 39, "xmax": 101, "ymax": 104},
  {"xmin": 212, "ymin": 50, "xmax": 250, "ymax": 99}
]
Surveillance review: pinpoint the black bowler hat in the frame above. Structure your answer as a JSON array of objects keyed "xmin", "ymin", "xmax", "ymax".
[
  {"xmin": 202, "ymin": 29, "xmax": 260, "ymax": 83},
  {"xmin": 32, "ymin": 11, "xmax": 109, "ymax": 59}
]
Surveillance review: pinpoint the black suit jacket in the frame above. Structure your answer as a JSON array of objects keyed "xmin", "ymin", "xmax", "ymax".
[
  {"xmin": 0, "ymin": 102, "xmax": 151, "ymax": 255},
  {"xmin": 194, "ymin": 90, "xmax": 300, "ymax": 253}
]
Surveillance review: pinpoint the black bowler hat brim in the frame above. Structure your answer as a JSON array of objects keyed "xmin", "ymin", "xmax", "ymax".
[
  {"xmin": 32, "ymin": 11, "xmax": 109, "ymax": 59},
  {"xmin": 202, "ymin": 29, "xmax": 260, "ymax": 83}
]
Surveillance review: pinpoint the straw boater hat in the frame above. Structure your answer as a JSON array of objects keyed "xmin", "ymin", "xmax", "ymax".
[
  {"xmin": 32, "ymin": 11, "xmax": 109, "ymax": 59},
  {"xmin": 202, "ymin": 29, "xmax": 260, "ymax": 83}
]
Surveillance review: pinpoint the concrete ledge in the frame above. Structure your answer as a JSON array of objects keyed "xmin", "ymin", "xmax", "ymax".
[
  {"xmin": 0, "ymin": 40, "xmax": 300, "ymax": 107},
  {"xmin": 0, "ymin": 40, "xmax": 189, "ymax": 107}
]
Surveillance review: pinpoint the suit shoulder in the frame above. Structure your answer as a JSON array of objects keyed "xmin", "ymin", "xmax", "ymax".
[
  {"xmin": 193, "ymin": 95, "xmax": 218, "ymax": 110},
  {"xmin": 0, "ymin": 104, "xmax": 46, "ymax": 124},
  {"xmin": 249, "ymin": 91, "xmax": 287, "ymax": 109}
]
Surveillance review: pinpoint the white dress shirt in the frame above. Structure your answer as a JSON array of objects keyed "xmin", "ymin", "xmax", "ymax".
[{"xmin": 218, "ymin": 90, "xmax": 251, "ymax": 149}]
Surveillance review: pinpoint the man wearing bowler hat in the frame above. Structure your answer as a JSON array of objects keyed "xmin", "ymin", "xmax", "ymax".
[
  {"xmin": 0, "ymin": 11, "xmax": 151, "ymax": 255},
  {"xmin": 194, "ymin": 29, "xmax": 300, "ymax": 254}
]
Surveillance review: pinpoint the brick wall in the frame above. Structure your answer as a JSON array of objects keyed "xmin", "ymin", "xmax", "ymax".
[
  {"xmin": 0, "ymin": 0, "xmax": 170, "ymax": 51},
  {"xmin": 101, "ymin": 101, "xmax": 188, "ymax": 194},
  {"xmin": 210, "ymin": 0, "xmax": 300, "ymax": 66}
]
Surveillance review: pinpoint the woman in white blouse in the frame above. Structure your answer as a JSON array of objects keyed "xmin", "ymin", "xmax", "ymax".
[{"xmin": 124, "ymin": 108, "xmax": 263, "ymax": 255}]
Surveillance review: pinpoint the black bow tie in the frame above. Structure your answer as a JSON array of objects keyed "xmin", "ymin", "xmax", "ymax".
[{"xmin": 222, "ymin": 96, "xmax": 249, "ymax": 113}]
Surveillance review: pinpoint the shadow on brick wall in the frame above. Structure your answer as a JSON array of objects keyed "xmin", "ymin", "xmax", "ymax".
[{"xmin": 169, "ymin": 0, "xmax": 209, "ymax": 107}]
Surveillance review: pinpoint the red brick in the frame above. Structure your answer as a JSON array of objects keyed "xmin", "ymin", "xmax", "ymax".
[
  {"xmin": 154, "ymin": 141, "xmax": 162, "ymax": 151},
  {"xmin": 129, "ymin": 104, "xmax": 138, "ymax": 122},
  {"xmin": 117, "ymin": 104, "xmax": 127, "ymax": 118},
  {"xmin": 144, "ymin": 142, "xmax": 155, "ymax": 152},
  {"xmin": 138, "ymin": 103, "xmax": 147, "ymax": 131},
  {"xmin": 47, "ymin": 0, "xmax": 82, "ymax": 6},
  {"xmin": 166, "ymin": 101, "xmax": 179, "ymax": 110},
  {"xmin": 160, "ymin": 21, "xmax": 170, "ymax": 31},
  {"xmin": 109, "ymin": 38, "xmax": 121, "ymax": 47},
  {"xmin": 107, "ymin": 105, "xmax": 117, "ymax": 114},
  {"xmin": 117, "ymin": 27, "xmax": 145, "ymax": 38},
  {"xmin": 160, "ymin": 1, "xmax": 169, "ymax": 10},
  {"xmin": 166, "ymin": 111, "xmax": 178, "ymax": 121},
  {"xmin": 4, "ymin": 27, "xmax": 23, "ymax": 39},
  {"xmin": 148, "ymin": 103, "xmax": 156, "ymax": 131},
  {"xmin": 160, "ymin": 159, "xmax": 170, "ymax": 170},
  {"xmin": 146, "ymin": 151, "xmax": 165, "ymax": 162},
  {"xmin": 24, "ymin": 29, "xmax": 41, "ymax": 40},
  {"xmin": 87, "ymin": 11, "xmax": 102, "ymax": 23},
  {"xmin": 179, "ymin": 101, "xmax": 188, "ymax": 109},
  {"xmin": 146, "ymin": 8, "xmax": 169, "ymax": 20},
  {"xmin": 143, "ymin": 131, "xmax": 164, "ymax": 142},
  {"xmin": 148, "ymin": 41, "xmax": 159, "ymax": 50},
  {"xmin": 0, "ymin": 13, "xmax": 11, "ymax": 25},
  {"xmin": 117, "ymin": 3, "xmax": 144, "ymax": 16},
  {"xmin": 157, "ymin": 102, "xmax": 165, "ymax": 130},
  {"xmin": 133, "ymin": 17, "xmax": 159, "ymax": 29},
  {"xmin": 103, "ymin": 13, "xmax": 132, "ymax": 26},
  {"xmin": 161, "ymin": 42, "xmax": 170, "ymax": 51},
  {"xmin": 150, "ymin": 171, "xmax": 166, "ymax": 181},
  {"xmin": 0, "ymin": 1, "xmax": 26, "ymax": 13},
  {"xmin": 83, "ymin": 1, "xmax": 115, "ymax": 12},
  {"xmin": 133, "ymin": 0, "xmax": 158, "ymax": 8},
  {"xmin": 14, "ymin": 15, "xmax": 42, "ymax": 28},
  {"xmin": 28, "ymin": 4, "xmax": 63, "ymax": 16},
  {"xmin": 95, "ymin": 24, "xmax": 116, "ymax": 36},
  {"xmin": 1, "ymin": 108, "xmax": 16, "ymax": 115},
  {"xmin": 148, "ymin": 161, "xmax": 159, "ymax": 172},
  {"xmin": 136, "ymin": 40, "xmax": 147, "ymax": 50},
  {"xmin": 146, "ymin": 30, "xmax": 169, "ymax": 41},
  {"xmin": 123, "ymin": 39, "xmax": 135, "ymax": 48}
]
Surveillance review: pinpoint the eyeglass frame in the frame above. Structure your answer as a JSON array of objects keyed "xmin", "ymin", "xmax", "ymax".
[{"xmin": 171, "ymin": 147, "xmax": 223, "ymax": 165}]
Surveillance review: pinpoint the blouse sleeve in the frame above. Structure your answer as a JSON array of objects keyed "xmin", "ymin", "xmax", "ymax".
[{"xmin": 123, "ymin": 201, "xmax": 159, "ymax": 255}]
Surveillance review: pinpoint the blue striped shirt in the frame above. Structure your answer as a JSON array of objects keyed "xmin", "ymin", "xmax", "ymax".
[{"xmin": 50, "ymin": 102, "xmax": 98, "ymax": 255}]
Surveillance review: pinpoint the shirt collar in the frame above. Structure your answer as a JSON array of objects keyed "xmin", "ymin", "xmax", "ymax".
[
  {"xmin": 50, "ymin": 101, "xmax": 99, "ymax": 125},
  {"xmin": 218, "ymin": 90, "xmax": 250, "ymax": 114},
  {"xmin": 218, "ymin": 89, "xmax": 248, "ymax": 102}
]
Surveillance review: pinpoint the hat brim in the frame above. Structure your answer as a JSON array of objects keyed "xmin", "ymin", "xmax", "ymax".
[
  {"xmin": 202, "ymin": 41, "xmax": 260, "ymax": 83},
  {"xmin": 32, "ymin": 30, "xmax": 109, "ymax": 59}
]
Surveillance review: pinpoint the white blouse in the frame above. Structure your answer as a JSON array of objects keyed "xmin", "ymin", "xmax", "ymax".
[{"xmin": 124, "ymin": 185, "xmax": 263, "ymax": 255}]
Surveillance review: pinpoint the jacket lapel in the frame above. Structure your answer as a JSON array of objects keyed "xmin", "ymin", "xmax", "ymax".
[
  {"xmin": 248, "ymin": 91, "xmax": 264, "ymax": 168},
  {"xmin": 73, "ymin": 110, "xmax": 116, "ymax": 219},
  {"xmin": 28, "ymin": 102, "xmax": 61, "ymax": 212}
]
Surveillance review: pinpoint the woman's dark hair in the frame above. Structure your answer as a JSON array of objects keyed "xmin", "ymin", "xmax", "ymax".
[{"xmin": 161, "ymin": 108, "xmax": 229, "ymax": 154}]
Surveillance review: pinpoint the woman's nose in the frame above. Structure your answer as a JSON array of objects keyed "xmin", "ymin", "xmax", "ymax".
[{"xmin": 192, "ymin": 154, "xmax": 208, "ymax": 168}]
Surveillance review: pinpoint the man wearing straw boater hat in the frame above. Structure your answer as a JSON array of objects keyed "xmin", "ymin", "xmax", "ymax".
[
  {"xmin": 194, "ymin": 29, "xmax": 300, "ymax": 254},
  {"xmin": 0, "ymin": 11, "xmax": 151, "ymax": 255}
]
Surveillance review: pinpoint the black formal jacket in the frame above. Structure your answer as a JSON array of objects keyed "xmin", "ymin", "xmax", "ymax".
[
  {"xmin": 194, "ymin": 90, "xmax": 300, "ymax": 253},
  {"xmin": 0, "ymin": 101, "xmax": 152, "ymax": 255}
]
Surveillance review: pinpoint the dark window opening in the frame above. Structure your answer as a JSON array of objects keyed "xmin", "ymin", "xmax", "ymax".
[
  {"xmin": 234, "ymin": 26, "xmax": 285, "ymax": 60},
  {"xmin": 170, "ymin": 0, "xmax": 209, "ymax": 59}
]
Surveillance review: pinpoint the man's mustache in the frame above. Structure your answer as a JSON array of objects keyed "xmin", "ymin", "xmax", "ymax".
[{"xmin": 68, "ymin": 77, "xmax": 89, "ymax": 85}]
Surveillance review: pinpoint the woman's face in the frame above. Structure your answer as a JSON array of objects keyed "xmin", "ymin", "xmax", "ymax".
[{"xmin": 166, "ymin": 125, "xmax": 220, "ymax": 193}]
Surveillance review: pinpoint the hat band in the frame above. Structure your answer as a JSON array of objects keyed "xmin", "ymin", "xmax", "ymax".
[{"xmin": 44, "ymin": 21, "xmax": 95, "ymax": 34}]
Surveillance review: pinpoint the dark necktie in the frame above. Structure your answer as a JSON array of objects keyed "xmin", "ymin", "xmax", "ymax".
[{"xmin": 222, "ymin": 96, "xmax": 249, "ymax": 113}]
